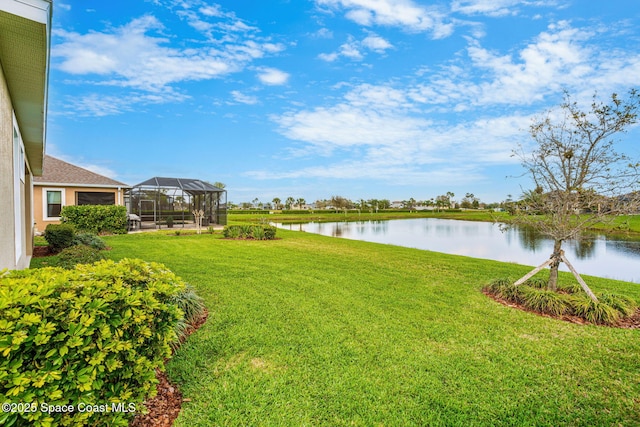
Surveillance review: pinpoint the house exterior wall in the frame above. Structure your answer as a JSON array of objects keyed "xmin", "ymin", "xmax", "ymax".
[
  {"xmin": 0, "ymin": 61, "xmax": 16, "ymax": 269},
  {"xmin": 33, "ymin": 185, "xmax": 126, "ymax": 233},
  {"xmin": 0, "ymin": 62, "xmax": 32, "ymax": 270}
]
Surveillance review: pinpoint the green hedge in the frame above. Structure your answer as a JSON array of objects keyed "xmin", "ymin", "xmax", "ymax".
[
  {"xmin": 228, "ymin": 210, "xmax": 271, "ymax": 215},
  {"xmin": 280, "ymin": 210, "xmax": 312, "ymax": 214},
  {"xmin": 61, "ymin": 205, "xmax": 128, "ymax": 234},
  {"xmin": 0, "ymin": 259, "xmax": 185, "ymax": 427}
]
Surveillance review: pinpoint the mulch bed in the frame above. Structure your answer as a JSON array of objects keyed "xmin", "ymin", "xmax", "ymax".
[
  {"xmin": 33, "ymin": 246, "xmax": 52, "ymax": 257},
  {"xmin": 130, "ymin": 309, "xmax": 209, "ymax": 427},
  {"xmin": 483, "ymin": 290, "xmax": 640, "ymax": 329}
]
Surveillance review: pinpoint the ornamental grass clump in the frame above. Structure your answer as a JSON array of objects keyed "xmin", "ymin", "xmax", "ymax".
[
  {"xmin": 169, "ymin": 285, "xmax": 207, "ymax": 351},
  {"xmin": 0, "ymin": 259, "xmax": 186, "ymax": 427},
  {"xmin": 484, "ymin": 277, "xmax": 637, "ymax": 325},
  {"xmin": 519, "ymin": 286, "xmax": 572, "ymax": 316}
]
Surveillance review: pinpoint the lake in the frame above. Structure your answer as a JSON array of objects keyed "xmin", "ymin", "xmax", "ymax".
[{"xmin": 276, "ymin": 218, "xmax": 640, "ymax": 283}]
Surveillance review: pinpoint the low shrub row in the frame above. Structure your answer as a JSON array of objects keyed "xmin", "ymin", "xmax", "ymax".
[
  {"xmin": 61, "ymin": 205, "xmax": 128, "ymax": 234},
  {"xmin": 223, "ymin": 225, "xmax": 277, "ymax": 240},
  {"xmin": 0, "ymin": 259, "xmax": 205, "ymax": 427},
  {"xmin": 227, "ymin": 210, "xmax": 271, "ymax": 215},
  {"xmin": 484, "ymin": 278, "xmax": 638, "ymax": 324},
  {"xmin": 279, "ymin": 210, "xmax": 312, "ymax": 214}
]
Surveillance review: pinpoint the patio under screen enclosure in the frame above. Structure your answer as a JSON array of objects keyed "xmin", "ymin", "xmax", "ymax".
[{"xmin": 127, "ymin": 177, "xmax": 227, "ymax": 229}]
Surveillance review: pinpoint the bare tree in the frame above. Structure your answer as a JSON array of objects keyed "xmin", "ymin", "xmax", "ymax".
[{"xmin": 512, "ymin": 89, "xmax": 640, "ymax": 299}]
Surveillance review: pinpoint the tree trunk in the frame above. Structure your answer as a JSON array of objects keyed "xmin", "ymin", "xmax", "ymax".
[{"xmin": 547, "ymin": 239, "xmax": 563, "ymax": 291}]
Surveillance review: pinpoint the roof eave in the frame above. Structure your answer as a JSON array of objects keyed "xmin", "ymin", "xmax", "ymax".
[{"xmin": 0, "ymin": 0, "xmax": 53, "ymax": 176}]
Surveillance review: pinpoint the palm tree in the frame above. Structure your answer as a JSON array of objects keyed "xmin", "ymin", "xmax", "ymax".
[
  {"xmin": 296, "ymin": 198, "xmax": 306, "ymax": 209},
  {"xmin": 285, "ymin": 197, "xmax": 295, "ymax": 210},
  {"xmin": 272, "ymin": 197, "xmax": 281, "ymax": 210}
]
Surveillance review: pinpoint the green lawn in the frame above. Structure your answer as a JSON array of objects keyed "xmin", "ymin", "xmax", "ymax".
[
  {"xmin": 229, "ymin": 209, "xmax": 508, "ymax": 225},
  {"xmin": 97, "ymin": 231, "xmax": 640, "ymax": 426}
]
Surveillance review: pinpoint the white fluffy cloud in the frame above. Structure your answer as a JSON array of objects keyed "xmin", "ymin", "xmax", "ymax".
[
  {"xmin": 52, "ymin": 3, "xmax": 286, "ymax": 115},
  {"xmin": 230, "ymin": 90, "xmax": 259, "ymax": 105},
  {"xmin": 256, "ymin": 67, "xmax": 290, "ymax": 85},
  {"xmin": 318, "ymin": 33, "xmax": 392, "ymax": 62},
  {"xmin": 316, "ymin": 0, "xmax": 454, "ymax": 38},
  {"xmin": 451, "ymin": 0, "xmax": 565, "ymax": 17},
  {"xmin": 266, "ymin": 20, "xmax": 640, "ymax": 186}
]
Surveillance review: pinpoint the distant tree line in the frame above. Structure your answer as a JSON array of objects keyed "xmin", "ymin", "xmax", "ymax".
[{"xmin": 228, "ymin": 192, "xmax": 514, "ymax": 211}]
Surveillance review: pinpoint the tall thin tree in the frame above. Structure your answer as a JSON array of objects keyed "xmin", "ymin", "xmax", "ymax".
[{"xmin": 512, "ymin": 89, "xmax": 640, "ymax": 299}]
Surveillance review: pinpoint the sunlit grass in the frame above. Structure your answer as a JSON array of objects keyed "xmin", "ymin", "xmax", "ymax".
[{"xmin": 95, "ymin": 230, "xmax": 640, "ymax": 426}]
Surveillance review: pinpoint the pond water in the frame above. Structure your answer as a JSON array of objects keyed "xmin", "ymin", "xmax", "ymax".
[{"xmin": 276, "ymin": 218, "xmax": 640, "ymax": 283}]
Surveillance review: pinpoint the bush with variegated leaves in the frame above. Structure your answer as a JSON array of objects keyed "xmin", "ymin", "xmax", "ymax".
[{"xmin": 0, "ymin": 259, "xmax": 186, "ymax": 427}]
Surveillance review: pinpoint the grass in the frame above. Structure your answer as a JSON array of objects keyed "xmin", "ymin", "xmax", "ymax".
[
  {"xmin": 229, "ymin": 209, "xmax": 508, "ymax": 225},
  {"xmin": 83, "ymin": 229, "xmax": 640, "ymax": 426}
]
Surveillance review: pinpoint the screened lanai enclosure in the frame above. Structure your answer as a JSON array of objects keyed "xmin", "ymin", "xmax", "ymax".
[{"xmin": 127, "ymin": 177, "xmax": 227, "ymax": 230}]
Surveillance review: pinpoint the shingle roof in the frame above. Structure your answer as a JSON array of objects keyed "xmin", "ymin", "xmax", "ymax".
[{"xmin": 33, "ymin": 155, "xmax": 129, "ymax": 187}]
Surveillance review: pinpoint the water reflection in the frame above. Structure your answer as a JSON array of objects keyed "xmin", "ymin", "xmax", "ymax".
[{"xmin": 275, "ymin": 219, "xmax": 640, "ymax": 283}]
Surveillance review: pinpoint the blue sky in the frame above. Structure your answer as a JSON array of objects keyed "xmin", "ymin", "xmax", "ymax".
[{"xmin": 47, "ymin": 0, "xmax": 640, "ymax": 205}]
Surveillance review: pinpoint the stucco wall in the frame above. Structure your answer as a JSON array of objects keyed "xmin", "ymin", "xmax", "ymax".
[
  {"xmin": 33, "ymin": 185, "xmax": 125, "ymax": 233},
  {"xmin": 0, "ymin": 61, "xmax": 17, "ymax": 269}
]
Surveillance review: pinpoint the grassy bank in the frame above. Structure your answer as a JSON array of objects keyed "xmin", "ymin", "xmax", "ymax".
[
  {"xmin": 96, "ymin": 230, "xmax": 640, "ymax": 426},
  {"xmin": 229, "ymin": 209, "xmax": 505, "ymax": 224},
  {"xmin": 229, "ymin": 210, "xmax": 640, "ymax": 234}
]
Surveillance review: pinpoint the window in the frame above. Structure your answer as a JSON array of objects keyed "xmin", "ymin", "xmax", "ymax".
[
  {"xmin": 76, "ymin": 192, "xmax": 115, "ymax": 205},
  {"xmin": 44, "ymin": 189, "xmax": 64, "ymax": 220},
  {"xmin": 14, "ymin": 128, "xmax": 24, "ymax": 183}
]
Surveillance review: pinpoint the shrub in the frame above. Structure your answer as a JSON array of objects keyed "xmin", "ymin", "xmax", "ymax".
[
  {"xmin": 263, "ymin": 226, "xmax": 277, "ymax": 240},
  {"xmin": 55, "ymin": 245, "xmax": 106, "ymax": 269},
  {"xmin": 0, "ymin": 259, "xmax": 185, "ymax": 427},
  {"xmin": 223, "ymin": 225, "xmax": 277, "ymax": 240},
  {"xmin": 43, "ymin": 223, "xmax": 76, "ymax": 253},
  {"xmin": 485, "ymin": 277, "xmax": 637, "ymax": 325},
  {"xmin": 251, "ymin": 226, "xmax": 266, "ymax": 240},
  {"xmin": 72, "ymin": 232, "xmax": 107, "ymax": 250},
  {"xmin": 61, "ymin": 205, "xmax": 128, "ymax": 234}
]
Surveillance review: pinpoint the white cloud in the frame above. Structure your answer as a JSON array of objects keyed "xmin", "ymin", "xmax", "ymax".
[
  {"xmin": 451, "ymin": 0, "xmax": 565, "ymax": 17},
  {"xmin": 316, "ymin": 0, "xmax": 454, "ymax": 38},
  {"xmin": 230, "ymin": 90, "xmax": 259, "ymax": 105},
  {"xmin": 312, "ymin": 28, "xmax": 334, "ymax": 39},
  {"xmin": 56, "ymin": 89, "xmax": 189, "ymax": 117},
  {"xmin": 406, "ymin": 21, "xmax": 640, "ymax": 110},
  {"xmin": 51, "ymin": 4, "xmax": 287, "ymax": 116},
  {"xmin": 318, "ymin": 33, "xmax": 392, "ymax": 62},
  {"xmin": 53, "ymin": 14, "xmax": 282, "ymax": 94},
  {"xmin": 361, "ymin": 34, "xmax": 393, "ymax": 52},
  {"xmin": 318, "ymin": 52, "xmax": 340, "ymax": 62},
  {"xmin": 265, "ymin": 19, "xmax": 640, "ymax": 190},
  {"xmin": 256, "ymin": 67, "xmax": 290, "ymax": 85}
]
